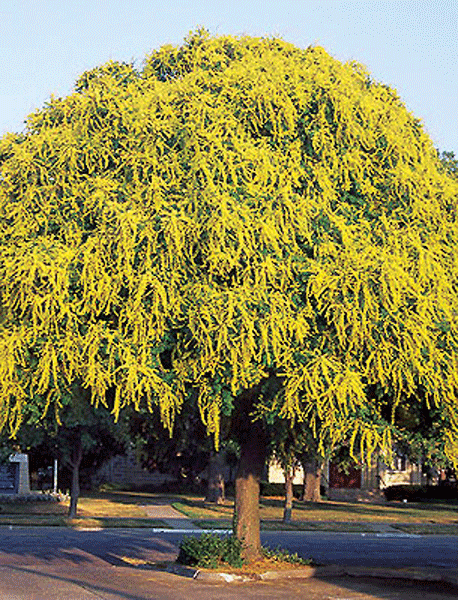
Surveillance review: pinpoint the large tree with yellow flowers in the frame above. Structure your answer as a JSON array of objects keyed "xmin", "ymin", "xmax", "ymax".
[{"xmin": 1, "ymin": 31, "xmax": 458, "ymax": 558}]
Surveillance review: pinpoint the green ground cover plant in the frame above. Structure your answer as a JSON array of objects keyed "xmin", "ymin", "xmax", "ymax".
[
  {"xmin": 176, "ymin": 531, "xmax": 312, "ymax": 570},
  {"xmin": 177, "ymin": 532, "xmax": 244, "ymax": 569},
  {"xmin": 262, "ymin": 546, "xmax": 312, "ymax": 566}
]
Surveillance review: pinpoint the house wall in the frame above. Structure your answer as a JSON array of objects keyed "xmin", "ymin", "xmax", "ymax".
[
  {"xmin": 327, "ymin": 455, "xmax": 422, "ymax": 501},
  {"xmin": 378, "ymin": 460, "xmax": 422, "ymax": 489},
  {"xmin": 95, "ymin": 450, "xmax": 176, "ymax": 488},
  {"xmin": 268, "ymin": 459, "xmax": 304, "ymax": 485},
  {"xmin": 268, "ymin": 453, "xmax": 422, "ymax": 501}
]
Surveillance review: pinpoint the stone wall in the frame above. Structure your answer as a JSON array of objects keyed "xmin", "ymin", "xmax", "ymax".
[
  {"xmin": 10, "ymin": 454, "xmax": 30, "ymax": 494},
  {"xmin": 0, "ymin": 454, "xmax": 31, "ymax": 495}
]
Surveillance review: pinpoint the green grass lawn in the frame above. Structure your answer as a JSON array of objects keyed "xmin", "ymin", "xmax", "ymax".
[
  {"xmin": 1, "ymin": 490, "xmax": 457, "ymax": 532},
  {"xmin": 171, "ymin": 495, "xmax": 458, "ymax": 525},
  {"xmin": 0, "ymin": 491, "xmax": 170, "ymax": 527}
]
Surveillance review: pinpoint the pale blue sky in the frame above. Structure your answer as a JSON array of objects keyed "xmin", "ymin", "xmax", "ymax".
[{"xmin": 1, "ymin": 1, "xmax": 457, "ymax": 155}]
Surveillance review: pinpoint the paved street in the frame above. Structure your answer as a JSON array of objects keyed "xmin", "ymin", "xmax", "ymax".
[
  {"xmin": 0, "ymin": 527, "xmax": 458, "ymax": 599},
  {"xmin": 1, "ymin": 527, "xmax": 457, "ymax": 571},
  {"xmin": 261, "ymin": 530, "xmax": 458, "ymax": 569}
]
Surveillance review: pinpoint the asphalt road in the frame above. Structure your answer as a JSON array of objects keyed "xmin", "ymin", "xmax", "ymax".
[
  {"xmin": 0, "ymin": 527, "xmax": 457, "ymax": 599},
  {"xmin": 0, "ymin": 527, "xmax": 457, "ymax": 570},
  {"xmin": 261, "ymin": 530, "xmax": 458, "ymax": 569}
]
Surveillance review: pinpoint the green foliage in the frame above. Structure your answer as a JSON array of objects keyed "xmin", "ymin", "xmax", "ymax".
[
  {"xmin": 260, "ymin": 482, "xmax": 302, "ymax": 498},
  {"xmin": 391, "ymin": 398, "xmax": 454, "ymax": 474},
  {"xmin": 177, "ymin": 532, "xmax": 244, "ymax": 569},
  {"xmin": 177, "ymin": 525, "xmax": 312, "ymax": 569},
  {"xmin": 127, "ymin": 404, "xmax": 209, "ymax": 479},
  {"xmin": 262, "ymin": 546, "xmax": 312, "ymax": 566},
  {"xmin": 438, "ymin": 150, "xmax": 458, "ymax": 180}
]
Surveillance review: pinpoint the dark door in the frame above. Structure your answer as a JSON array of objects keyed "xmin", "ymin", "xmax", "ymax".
[
  {"xmin": 328, "ymin": 461, "xmax": 362, "ymax": 489},
  {"xmin": 0, "ymin": 463, "xmax": 19, "ymax": 494}
]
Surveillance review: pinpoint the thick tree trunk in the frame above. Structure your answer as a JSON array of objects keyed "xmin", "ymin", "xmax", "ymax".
[
  {"xmin": 68, "ymin": 431, "xmax": 83, "ymax": 518},
  {"xmin": 205, "ymin": 451, "xmax": 225, "ymax": 504},
  {"xmin": 283, "ymin": 467, "xmax": 294, "ymax": 523},
  {"xmin": 302, "ymin": 457, "xmax": 322, "ymax": 502},
  {"xmin": 231, "ymin": 378, "xmax": 281, "ymax": 562},
  {"xmin": 234, "ymin": 420, "xmax": 267, "ymax": 561}
]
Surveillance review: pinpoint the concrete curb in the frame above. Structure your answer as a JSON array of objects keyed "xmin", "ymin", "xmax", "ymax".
[
  {"xmin": 192, "ymin": 565, "xmax": 316, "ymax": 583},
  {"xmin": 188, "ymin": 563, "xmax": 458, "ymax": 587}
]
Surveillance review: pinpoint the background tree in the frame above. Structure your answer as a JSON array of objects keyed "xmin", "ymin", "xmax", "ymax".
[
  {"xmin": 5, "ymin": 391, "xmax": 127, "ymax": 516},
  {"xmin": 128, "ymin": 404, "xmax": 209, "ymax": 487},
  {"xmin": 267, "ymin": 411, "xmax": 346, "ymax": 516},
  {"xmin": 1, "ymin": 31, "xmax": 458, "ymax": 559},
  {"xmin": 127, "ymin": 399, "xmax": 234, "ymax": 502},
  {"xmin": 267, "ymin": 420, "xmax": 302, "ymax": 523},
  {"xmin": 300, "ymin": 447, "xmax": 326, "ymax": 503},
  {"xmin": 390, "ymin": 397, "xmax": 455, "ymax": 486},
  {"xmin": 438, "ymin": 150, "xmax": 458, "ymax": 180}
]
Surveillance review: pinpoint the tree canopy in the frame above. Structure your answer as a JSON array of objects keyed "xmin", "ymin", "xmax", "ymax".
[{"xmin": 1, "ymin": 30, "xmax": 458, "ymax": 555}]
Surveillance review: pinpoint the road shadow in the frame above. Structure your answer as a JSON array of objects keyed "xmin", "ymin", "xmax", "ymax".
[{"xmin": 0, "ymin": 527, "xmax": 179, "ymax": 568}]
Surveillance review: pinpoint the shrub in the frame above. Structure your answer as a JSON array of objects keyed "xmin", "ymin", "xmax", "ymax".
[
  {"xmin": 177, "ymin": 532, "xmax": 244, "ymax": 569},
  {"xmin": 383, "ymin": 484, "xmax": 458, "ymax": 502},
  {"xmin": 0, "ymin": 493, "xmax": 62, "ymax": 503},
  {"xmin": 383, "ymin": 485, "xmax": 424, "ymax": 502},
  {"xmin": 260, "ymin": 482, "xmax": 302, "ymax": 498}
]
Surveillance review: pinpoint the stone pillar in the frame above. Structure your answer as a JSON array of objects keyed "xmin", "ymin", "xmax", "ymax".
[{"xmin": 9, "ymin": 454, "xmax": 30, "ymax": 494}]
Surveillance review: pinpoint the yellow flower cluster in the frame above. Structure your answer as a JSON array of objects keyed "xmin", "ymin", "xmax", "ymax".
[{"xmin": 0, "ymin": 32, "xmax": 457, "ymax": 458}]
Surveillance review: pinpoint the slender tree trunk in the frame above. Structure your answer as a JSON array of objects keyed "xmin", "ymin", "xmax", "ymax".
[
  {"xmin": 205, "ymin": 451, "xmax": 226, "ymax": 504},
  {"xmin": 283, "ymin": 467, "xmax": 294, "ymax": 523},
  {"xmin": 68, "ymin": 430, "xmax": 83, "ymax": 518},
  {"xmin": 233, "ymin": 420, "xmax": 267, "ymax": 561},
  {"xmin": 302, "ymin": 457, "xmax": 322, "ymax": 502}
]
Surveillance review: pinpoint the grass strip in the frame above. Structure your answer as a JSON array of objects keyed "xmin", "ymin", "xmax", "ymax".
[
  {"xmin": 196, "ymin": 519, "xmax": 233, "ymax": 530},
  {"xmin": 0, "ymin": 515, "xmax": 169, "ymax": 528},
  {"xmin": 394, "ymin": 523, "xmax": 458, "ymax": 535},
  {"xmin": 193, "ymin": 519, "xmax": 375, "ymax": 532}
]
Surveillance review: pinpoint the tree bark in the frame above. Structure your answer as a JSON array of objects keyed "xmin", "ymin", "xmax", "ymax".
[
  {"xmin": 230, "ymin": 379, "xmax": 281, "ymax": 562},
  {"xmin": 233, "ymin": 419, "xmax": 267, "ymax": 561},
  {"xmin": 302, "ymin": 457, "xmax": 322, "ymax": 502},
  {"xmin": 205, "ymin": 451, "xmax": 225, "ymax": 504},
  {"xmin": 283, "ymin": 467, "xmax": 294, "ymax": 523},
  {"xmin": 68, "ymin": 430, "xmax": 83, "ymax": 518}
]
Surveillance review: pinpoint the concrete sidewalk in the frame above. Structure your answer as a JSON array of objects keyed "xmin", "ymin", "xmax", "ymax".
[
  {"xmin": 138, "ymin": 502, "xmax": 430, "ymax": 535},
  {"xmin": 140, "ymin": 501, "xmax": 196, "ymax": 530},
  {"xmin": 1, "ymin": 557, "xmax": 457, "ymax": 600}
]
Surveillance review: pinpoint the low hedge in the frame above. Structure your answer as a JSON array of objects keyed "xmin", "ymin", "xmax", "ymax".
[
  {"xmin": 260, "ymin": 482, "xmax": 303, "ymax": 498},
  {"xmin": 0, "ymin": 492, "xmax": 62, "ymax": 503},
  {"xmin": 383, "ymin": 484, "xmax": 458, "ymax": 502}
]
